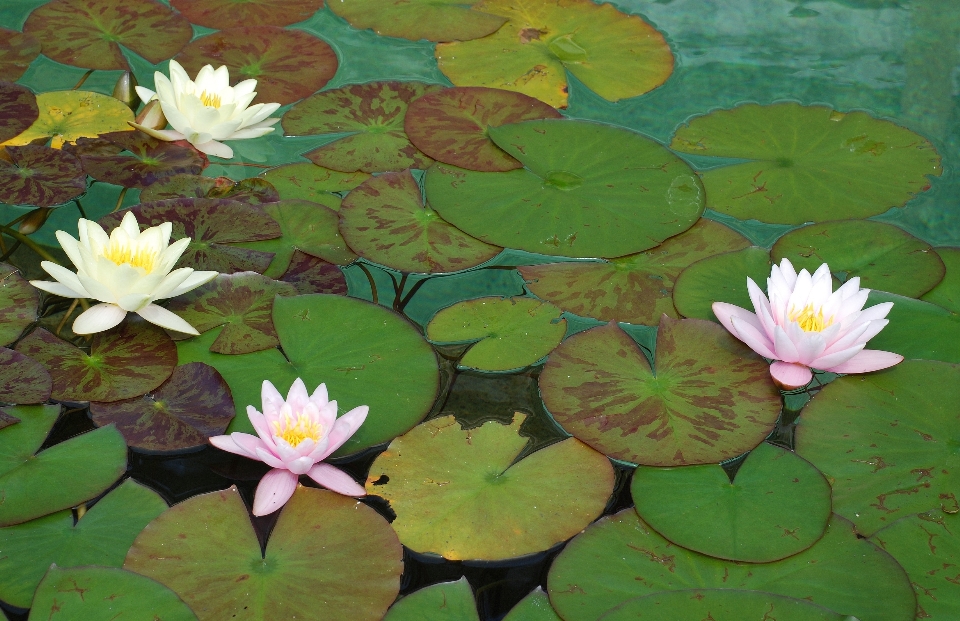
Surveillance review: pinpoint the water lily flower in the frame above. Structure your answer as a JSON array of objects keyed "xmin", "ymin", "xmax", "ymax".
[
  {"xmin": 30, "ymin": 212, "xmax": 217, "ymax": 335},
  {"xmin": 209, "ymin": 379, "xmax": 368, "ymax": 516},
  {"xmin": 132, "ymin": 59, "xmax": 280, "ymax": 159},
  {"xmin": 712, "ymin": 259, "xmax": 903, "ymax": 390}
]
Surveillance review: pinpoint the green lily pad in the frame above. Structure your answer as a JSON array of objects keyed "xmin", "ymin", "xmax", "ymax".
[
  {"xmin": 0, "ymin": 81, "xmax": 38, "ymax": 143},
  {"xmin": 871, "ymin": 509, "xmax": 960, "ymax": 621},
  {"xmin": 99, "ymin": 198, "xmax": 281, "ymax": 274},
  {"xmin": 125, "ymin": 486, "xmax": 403, "ymax": 621},
  {"xmin": 16, "ymin": 323, "xmax": 177, "ymax": 403},
  {"xmin": 922, "ymin": 247, "xmax": 960, "ymax": 313},
  {"xmin": 0, "ymin": 145, "xmax": 86, "ymax": 207},
  {"xmin": 383, "ymin": 578, "xmax": 479, "ymax": 621},
  {"xmin": 0, "ymin": 348, "xmax": 51, "ymax": 404},
  {"xmin": 329, "ymin": 0, "xmax": 507, "ymax": 42},
  {"xmin": 547, "ymin": 511, "xmax": 915, "ymax": 621},
  {"xmin": 539, "ymin": 316, "xmax": 781, "ymax": 466},
  {"xmin": 78, "ymin": 131, "xmax": 205, "ymax": 189},
  {"xmin": 140, "ymin": 175, "xmax": 280, "ymax": 204},
  {"xmin": 519, "ymin": 219, "xmax": 750, "ymax": 325},
  {"xmin": 0, "ymin": 262, "xmax": 39, "ymax": 346},
  {"xmin": 170, "ymin": 0, "xmax": 323, "ymax": 28},
  {"xmin": 425, "ymin": 120, "xmax": 704, "ymax": 259},
  {"xmin": 405, "ymin": 87, "xmax": 562, "ymax": 172},
  {"xmin": 175, "ymin": 26, "xmax": 338, "ymax": 105},
  {"xmin": 598, "ymin": 590, "xmax": 860, "ymax": 621},
  {"xmin": 283, "ymin": 82, "xmax": 441, "ymax": 173},
  {"xmin": 435, "ymin": 0, "xmax": 674, "ymax": 108},
  {"xmin": 863, "ymin": 291, "xmax": 960, "ymax": 364},
  {"xmin": 503, "ymin": 589, "xmax": 563, "ymax": 621},
  {"xmin": 367, "ymin": 413, "xmax": 614, "ymax": 560},
  {"xmin": 0, "ymin": 30, "xmax": 41, "ymax": 82},
  {"xmin": 23, "ymin": 0, "xmax": 192, "ymax": 71},
  {"xmin": 426, "ymin": 296, "xmax": 566, "ymax": 371},
  {"xmin": 795, "ymin": 360, "xmax": 960, "ymax": 536},
  {"xmin": 669, "ymin": 103, "xmax": 942, "ymax": 225},
  {"xmin": 339, "ymin": 170, "xmax": 500, "ymax": 273},
  {"xmin": 0, "ymin": 478, "xmax": 167, "ymax": 608},
  {"xmin": 771, "ymin": 220, "xmax": 945, "ymax": 298},
  {"xmin": 89, "ymin": 362, "xmax": 234, "ymax": 452},
  {"xmin": 3, "ymin": 90, "xmax": 134, "ymax": 149},
  {"xmin": 165, "ymin": 272, "xmax": 297, "ymax": 354},
  {"xmin": 631, "ymin": 442, "xmax": 831, "ymax": 562},
  {"xmin": 0, "ymin": 404, "xmax": 127, "ymax": 527},
  {"xmin": 260, "ymin": 162, "xmax": 369, "ymax": 208},
  {"xmin": 279, "ymin": 251, "xmax": 348, "ymax": 295},
  {"xmin": 672, "ymin": 246, "xmax": 772, "ymax": 321},
  {"xmin": 30, "ymin": 565, "xmax": 198, "ymax": 621}
]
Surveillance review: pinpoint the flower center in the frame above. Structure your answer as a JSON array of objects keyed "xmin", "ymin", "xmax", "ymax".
[
  {"xmin": 790, "ymin": 303, "xmax": 833, "ymax": 332},
  {"xmin": 199, "ymin": 90, "xmax": 222, "ymax": 108},
  {"xmin": 273, "ymin": 411, "xmax": 322, "ymax": 448},
  {"xmin": 103, "ymin": 243, "xmax": 158, "ymax": 273}
]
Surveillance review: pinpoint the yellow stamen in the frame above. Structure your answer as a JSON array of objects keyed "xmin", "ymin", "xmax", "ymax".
[
  {"xmin": 103, "ymin": 243, "xmax": 158, "ymax": 273},
  {"xmin": 273, "ymin": 410, "xmax": 323, "ymax": 447},
  {"xmin": 199, "ymin": 90, "xmax": 222, "ymax": 108},
  {"xmin": 789, "ymin": 304, "xmax": 833, "ymax": 332}
]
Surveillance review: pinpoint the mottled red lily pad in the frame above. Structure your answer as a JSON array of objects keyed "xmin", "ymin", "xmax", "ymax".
[
  {"xmin": 0, "ymin": 145, "xmax": 86, "ymax": 207},
  {"xmin": 405, "ymin": 87, "xmax": 562, "ymax": 172},
  {"xmin": 283, "ymin": 82, "xmax": 442, "ymax": 173},
  {"xmin": 165, "ymin": 272, "xmax": 296, "ymax": 354},
  {"xmin": 279, "ymin": 251, "xmax": 348, "ymax": 295},
  {"xmin": 0, "ymin": 81, "xmax": 39, "ymax": 143},
  {"xmin": 89, "ymin": 362, "xmax": 234, "ymax": 452},
  {"xmin": 78, "ymin": 131, "xmax": 204, "ymax": 189},
  {"xmin": 0, "ymin": 30, "xmax": 41, "ymax": 82},
  {"xmin": 15, "ymin": 322, "xmax": 177, "ymax": 403},
  {"xmin": 0, "ymin": 410, "xmax": 19, "ymax": 430},
  {"xmin": 0, "ymin": 348, "xmax": 51, "ymax": 405},
  {"xmin": 261, "ymin": 163, "xmax": 369, "ymax": 208},
  {"xmin": 98, "ymin": 199, "xmax": 281, "ymax": 274},
  {"xmin": 140, "ymin": 175, "xmax": 279, "ymax": 204},
  {"xmin": 23, "ymin": 0, "xmax": 193, "ymax": 71},
  {"xmin": 0, "ymin": 262, "xmax": 39, "ymax": 347},
  {"xmin": 171, "ymin": 0, "xmax": 323, "ymax": 28},
  {"xmin": 175, "ymin": 26, "xmax": 338, "ymax": 105}
]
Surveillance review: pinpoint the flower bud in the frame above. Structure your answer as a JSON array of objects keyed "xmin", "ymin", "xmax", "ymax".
[
  {"xmin": 134, "ymin": 99, "xmax": 167, "ymax": 131},
  {"xmin": 18, "ymin": 207, "xmax": 52, "ymax": 235},
  {"xmin": 112, "ymin": 71, "xmax": 139, "ymax": 110}
]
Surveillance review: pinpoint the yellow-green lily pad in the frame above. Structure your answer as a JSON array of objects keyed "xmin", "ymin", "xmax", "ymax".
[
  {"xmin": 329, "ymin": 0, "xmax": 507, "ymax": 42},
  {"xmin": 2, "ymin": 90, "xmax": 134, "ymax": 149}
]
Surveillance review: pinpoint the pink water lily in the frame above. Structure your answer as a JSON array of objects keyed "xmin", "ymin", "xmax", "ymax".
[
  {"xmin": 712, "ymin": 258, "xmax": 903, "ymax": 390},
  {"xmin": 209, "ymin": 378, "xmax": 368, "ymax": 516}
]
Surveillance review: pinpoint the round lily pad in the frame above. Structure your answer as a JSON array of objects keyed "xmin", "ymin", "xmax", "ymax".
[
  {"xmin": 171, "ymin": 0, "xmax": 323, "ymax": 28},
  {"xmin": 261, "ymin": 162, "xmax": 369, "ymax": 208},
  {"xmin": 0, "ymin": 30, "xmax": 41, "ymax": 82},
  {"xmin": 383, "ymin": 578, "xmax": 479, "ymax": 621},
  {"xmin": 0, "ymin": 144, "xmax": 86, "ymax": 207},
  {"xmin": 672, "ymin": 246, "xmax": 772, "ymax": 321},
  {"xmin": 863, "ymin": 291, "xmax": 960, "ymax": 364},
  {"xmin": 0, "ymin": 479, "xmax": 167, "ymax": 608},
  {"xmin": 2, "ymin": 90, "xmax": 134, "ymax": 149},
  {"xmin": 425, "ymin": 119, "xmax": 704, "ymax": 259},
  {"xmin": 426, "ymin": 297, "xmax": 566, "ymax": 372},
  {"xmin": 503, "ymin": 589, "xmax": 563, "ymax": 621},
  {"xmin": 0, "ymin": 262, "xmax": 39, "ymax": 346},
  {"xmin": 0, "ymin": 348, "xmax": 51, "ymax": 405},
  {"xmin": 795, "ymin": 359, "xmax": 960, "ymax": 536},
  {"xmin": 669, "ymin": 102, "xmax": 942, "ymax": 225},
  {"xmin": 547, "ymin": 511, "xmax": 916, "ymax": 621},
  {"xmin": 771, "ymin": 220, "xmax": 945, "ymax": 298},
  {"xmin": 520, "ymin": 219, "xmax": 750, "ymax": 325},
  {"xmin": 631, "ymin": 442, "xmax": 831, "ymax": 562},
  {"xmin": 366, "ymin": 413, "xmax": 614, "ymax": 560},
  {"xmin": 405, "ymin": 87, "xmax": 562, "ymax": 172},
  {"xmin": 922, "ymin": 247, "xmax": 960, "ymax": 313},
  {"xmin": 23, "ymin": 0, "xmax": 192, "ymax": 71},
  {"xmin": 78, "ymin": 131, "xmax": 205, "ymax": 189},
  {"xmin": 0, "ymin": 81, "xmax": 38, "ymax": 143},
  {"xmin": 539, "ymin": 316, "xmax": 781, "ymax": 466},
  {"xmin": 599, "ymin": 590, "xmax": 860, "ymax": 621},
  {"xmin": 329, "ymin": 0, "xmax": 507, "ymax": 42},
  {"xmin": 0, "ymin": 404, "xmax": 127, "ymax": 527},
  {"xmin": 140, "ymin": 175, "xmax": 279, "ymax": 204},
  {"xmin": 279, "ymin": 251, "xmax": 348, "ymax": 295},
  {"xmin": 16, "ymin": 323, "xmax": 177, "ymax": 403},
  {"xmin": 283, "ymin": 82, "xmax": 441, "ymax": 173},
  {"xmin": 175, "ymin": 26, "xmax": 338, "ymax": 105},
  {"xmin": 436, "ymin": 0, "xmax": 674, "ymax": 108},
  {"xmin": 339, "ymin": 170, "xmax": 499, "ymax": 273},
  {"xmin": 125, "ymin": 486, "xmax": 403, "ymax": 621}
]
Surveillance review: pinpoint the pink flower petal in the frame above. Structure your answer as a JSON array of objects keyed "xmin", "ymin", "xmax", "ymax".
[
  {"xmin": 252, "ymin": 469, "xmax": 299, "ymax": 516},
  {"xmin": 254, "ymin": 446, "xmax": 286, "ymax": 469},
  {"xmin": 793, "ymin": 330, "xmax": 826, "ymax": 366},
  {"xmin": 231, "ymin": 432, "xmax": 271, "ymax": 460},
  {"xmin": 261, "ymin": 380, "xmax": 285, "ymax": 418},
  {"xmin": 819, "ymin": 322, "xmax": 870, "ymax": 357},
  {"xmin": 246, "ymin": 406, "xmax": 277, "ymax": 452},
  {"xmin": 316, "ymin": 405, "xmax": 369, "ymax": 461},
  {"xmin": 306, "ymin": 463, "xmax": 366, "ymax": 497},
  {"xmin": 769, "ymin": 361, "xmax": 813, "ymax": 390},
  {"xmin": 286, "ymin": 455, "xmax": 315, "ymax": 475},
  {"xmin": 810, "ymin": 343, "xmax": 866, "ymax": 370},
  {"xmin": 746, "ymin": 278, "xmax": 769, "ymax": 316},
  {"xmin": 712, "ymin": 302, "xmax": 761, "ymax": 337},
  {"xmin": 773, "ymin": 325, "xmax": 800, "ymax": 363},
  {"xmin": 729, "ymin": 316, "xmax": 777, "ymax": 359},
  {"xmin": 209, "ymin": 434, "xmax": 260, "ymax": 459},
  {"xmin": 286, "ymin": 378, "xmax": 310, "ymax": 413},
  {"xmin": 309, "ymin": 382, "xmax": 329, "ymax": 406},
  {"xmin": 824, "ymin": 349, "xmax": 904, "ymax": 374}
]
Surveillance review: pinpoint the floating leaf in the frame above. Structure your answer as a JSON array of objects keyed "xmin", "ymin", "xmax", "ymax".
[
  {"xmin": 0, "ymin": 145, "xmax": 86, "ymax": 207},
  {"xmin": 0, "ymin": 348, "xmax": 51, "ymax": 405},
  {"xmin": 503, "ymin": 589, "xmax": 563, "ymax": 621},
  {"xmin": 436, "ymin": 0, "xmax": 674, "ymax": 108},
  {"xmin": 672, "ymin": 247, "xmax": 772, "ymax": 321},
  {"xmin": 283, "ymin": 82, "xmax": 441, "ymax": 173},
  {"xmin": 140, "ymin": 174, "xmax": 279, "ymax": 204},
  {"xmin": 547, "ymin": 511, "xmax": 915, "ymax": 621},
  {"xmin": 367, "ymin": 413, "xmax": 614, "ymax": 560},
  {"xmin": 170, "ymin": 0, "xmax": 323, "ymax": 28},
  {"xmin": 520, "ymin": 220, "xmax": 750, "ymax": 325},
  {"xmin": 125, "ymin": 486, "xmax": 402, "ymax": 621},
  {"xmin": 339, "ymin": 170, "xmax": 499, "ymax": 273},
  {"xmin": 261, "ymin": 162, "xmax": 369, "ymax": 208},
  {"xmin": 329, "ymin": 0, "xmax": 506, "ymax": 42},
  {"xmin": 78, "ymin": 131, "xmax": 204, "ymax": 189},
  {"xmin": 2, "ymin": 90, "xmax": 134, "ymax": 148},
  {"xmin": 0, "ymin": 411, "xmax": 19, "ymax": 430},
  {"xmin": 23, "ymin": 0, "xmax": 192, "ymax": 71},
  {"xmin": 0, "ymin": 30, "xmax": 41, "ymax": 82},
  {"xmin": 863, "ymin": 291, "xmax": 960, "ymax": 364},
  {"xmin": 795, "ymin": 360, "xmax": 960, "ymax": 536},
  {"xmin": 599, "ymin": 590, "xmax": 860, "ymax": 621},
  {"xmin": 16, "ymin": 323, "xmax": 177, "ymax": 403},
  {"xmin": 425, "ymin": 119, "xmax": 704, "ymax": 259},
  {"xmin": 176, "ymin": 26, "xmax": 338, "ymax": 105},
  {"xmin": 539, "ymin": 317, "xmax": 781, "ymax": 466},
  {"xmin": 670, "ymin": 103, "xmax": 942, "ymax": 224},
  {"xmin": 383, "ymin": 578, "xmax": 479, "ymax": 621},
  {"xmin": 0, "ymin": 81, "xmax": 38, "ymax": 143},
  {"xmin": 279, "ymin": 251, "xmax": 348, "ymax": 295},
  {"xmin": 426, "ymin": 297, "xmax": 566, "ymax": 371},
  {"xmin": 0, "ymin": 262, "xmax": 39, "ymax": 346},
  {"xmin": 405, "ymin": 86, "xmax": 562, "ymax": 172},
  {"xmin": 922, "ymin": 247, "xmax": 960, "ymax": 313}
]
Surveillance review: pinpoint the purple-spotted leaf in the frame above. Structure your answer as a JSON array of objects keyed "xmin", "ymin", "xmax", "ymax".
[
  {"xmin": 0, "ymin": 262, "xmax": 39, "ymax": 346},
  {"xmin": 328, "ymin": 0, "xmax": 506, "ymax": 42},
  {"xmin": 3, "ymin": 90, "xmax": 134, "ymax": 149},
  {"xmin": 405, "ymin": 87, "xmax": 562, "ymax": 172},
  {"xmin": 283, "ymin": 82, "xmax": 442, "ymax": 173},
  {"xmin": 539, "ymin": 316, "xmax": 781, "ymax": 466},
  {"xmin": 98, "ymin": 199, "xmax": 281, "ymax": 274},
  {"xmin": 140, "ymin": 175, "xmax": 279, "ymax": 204},
  {"xmin": 0, "ymin": 145, "xmax": 86, "ymax": 207},
  {"xmin": 171, "ymin": 0, "xmax": 323, "ymax": 28},
  {"xmin": 175, "ymin": 26, "xmax": 337, "ymax": 105},
  {"xmin": 89, "ymin": 362, "xmax": 234, "ymax": 452},
  {"xmin": 23, "ymin": 0, "xmax": 192, "ymax": 71},
  {"xmin": 0, "ymin": 30, "xmax": 41, "ymax": 82},
  {"xmin": 165, "ymin": 272, "xmax": 296, "ymax": 355},
  {"xmin": 0, "ymin": 81, "xmax": 38, "ymax": 143},
  {"xmin": 261, "ymin": 163, "xmax": 369, "ymax": 208},
  {"xmin": 0, "ymin": 410, "xmax": 19, "ymax": 430},
  {"xmin": 0, "ymin": 348, "xmax": 51, "ymax": 405},
  {"xmin": 15, "ymin": 322, "xmax": 177, "ymax": 403},
  {"xmin": 340, "ymin": 170, "xmax": 500, "ymax": 273},
  {"xmin": 279, "ymin": 251, "xmax": 348, "ymax": 295},
  {"xmin": 78, "ymin": 131, "xmax": 204, "ymax": 189}
]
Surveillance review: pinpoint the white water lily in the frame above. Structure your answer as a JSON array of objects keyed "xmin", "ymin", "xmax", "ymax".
[
  {"xmin": 30, "ymin": 212, "xmax": 217, "ymax": 335},
  {"xmin": 132, "ymin": 59, "xmax": 280, "ymax": 159}
]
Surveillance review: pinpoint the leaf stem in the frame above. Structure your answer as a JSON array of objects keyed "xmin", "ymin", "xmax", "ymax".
[
  {"xmin": 0, "ymin": 224, "xmax": 60, "ymax": 264},
  {"xmin": 56, "ymin": 298, "xmax": 79, "ymax": 337},
  {"xmin": 72, "ymin": 69, "xmax": 94, "ymax": 90},
  {"xmin": 112, "ymin": 187, "xmax": 128, "ymax": 213},
  {"xmin": 356, "ymin": 262, "xmax": 378, "ymax": 305}
]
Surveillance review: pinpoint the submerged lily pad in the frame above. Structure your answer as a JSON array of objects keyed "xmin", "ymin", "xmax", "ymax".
[
  {"xmin": 171, "ymin": 0, "xmax": 323, "ymax": 28},
  {"xmin": 283, "ymin": 82, "xmax": 441, "ymax": 173},
  {"xmin": 329, "ymin": 0, "xmax": 506, "ymax": 42},
  {"xmin": 78, "ymin": 131, "xmax": 204, "ymax": 189},
  {"xmin": 0, "ymin": 81, "xmax": 38, "ymax": 143},
  {"xmin": 367, "ymin": 414, "xmax": 614, "ymax": 560},
  {"xmin": 539, "ymin": 316, "xmax": 781, "ymax": 466},
  {"xmin": 672, "ymin": 247, "xmax": 772, "ymax": 321},
  {"xmin": 0, "ymin": 30, "xmax": 41, "ymax": 82},
  {"xmin": 922, "ymin": 247, "xmax": 960, "ymax": 312},
  {"xmin": 279, "ymin": 251, "xmax": 348, "ymax": 295},
  {"xmin": 0, "ymin": 348, "xmax": 51, "ymax": 405},
  {"xmin": 125, "ymin": 486, "xmax": 402, "ymax": 621},
  {"xmin": 140, "ymin": 175, "xmax": 279, "ymax": 204},
  {"xmin": 0, "ymin": 145, "xmax": 86, "ymax": 207},
  {"xmin": 383, "ymin": 578, "xmax": 479, "ymax": 621},
  {"xmin": 599, "ymin": 590, "xmax": 863, "ymax": 621},
  {"xmin": 0, "ymin": 262, "xmax": 39, "ymax": 346},
  {"xmin": 425, "ymin": 120, "xmax": 704, "ymax": 259},
  {"xmin": 670, "ymin": 103, "xmax": 942, "ymax": 224},
  {"xmin": 2, "ymin": 90, "xmax": 134, "ymax": 149},
  {"xmin": 261, "ymin": 162, "xmax": 369, "ymax": 208},
  {"xmin": 863, "ymin": 291, "xmax": 960, "ymax": 364},
  {"xmin": 23, "ymin": 0, "xmax": 192, "ymax": 71}
]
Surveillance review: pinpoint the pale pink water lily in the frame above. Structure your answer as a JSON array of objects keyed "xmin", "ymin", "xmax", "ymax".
[
  {"xmin": 209, "ymin": 379, "xmax": 368, "ymax": 516},
  {"xmin": 712, "ymin": 258, "xmax": 903, "ymax": 390}
]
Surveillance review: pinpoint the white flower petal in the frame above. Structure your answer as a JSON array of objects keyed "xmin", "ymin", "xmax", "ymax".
[
  {"xmin": 135, "ymin": 303, "xmax": 199, "ymax": 334},
  {"xmin": 38, "ymin": 261, "xmax": 89, "ymax": 296},
  {"xmin": 135, "ymin": 85, "xmax": 157, "ymax": 103},
  {"xmin": 73, "ymin": 303, "xmax": 127, "ymax": 334},
  {"xmin": 30, "ymin": 279, "xmax": 89, "ymax": 299},
  {"xmin": 161, "ymin": 270, "xmax": 218, "ymax": 299},
  {"xmin": 194, "ymin": 139, "xmax": 234, "ymax": 159}
]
